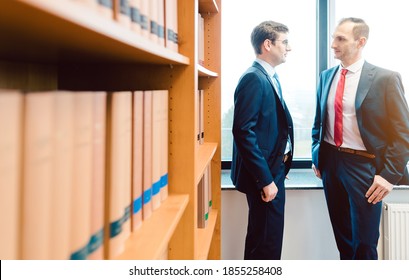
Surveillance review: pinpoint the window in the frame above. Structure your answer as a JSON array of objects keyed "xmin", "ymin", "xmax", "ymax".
[
  {"xmin": 221, "ymin": 0, "xmax": 408, "ymax": 167},
  {"xmin": 331, "ymin": 0, "xmax": 409, "ymax": 96},
  {"xmin": 221, "ymin": 0, "xmax": 317, "ymax": 163}
]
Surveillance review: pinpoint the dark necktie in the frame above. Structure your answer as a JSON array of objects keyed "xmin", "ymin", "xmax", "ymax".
[
  {"xmin": 334, "ymin": 68, "xmax": 348, "ymax": 147},
  {"xmin": 273, "ymin": 73, "xmax": 292, "ymax": 154},
  {"xmin": 273, "ymin": 73, "xmax": 284, "ymax": 106}
]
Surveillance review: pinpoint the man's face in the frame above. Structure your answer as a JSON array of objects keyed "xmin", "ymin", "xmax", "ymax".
[
  {"xmin": 331, "ymin": 21, "xmax": 361, "ymax": 66},
  {"xmin": 267, "ymin": 33, "xmax": 291, "ymax": 67}
]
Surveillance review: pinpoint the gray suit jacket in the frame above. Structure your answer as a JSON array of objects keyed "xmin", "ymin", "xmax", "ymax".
[{"xmin": 312, "ymin": 61, "xmax": 409, "ymax": 184}]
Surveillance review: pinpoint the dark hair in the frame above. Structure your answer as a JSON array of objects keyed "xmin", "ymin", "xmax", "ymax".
[
  {"xmin": 338, "ymin": 17, "xmax": 369, "ymax": 40},
  {"xmin": 251, "ymin": 21, "xmax": 289, "ymax": 55}
]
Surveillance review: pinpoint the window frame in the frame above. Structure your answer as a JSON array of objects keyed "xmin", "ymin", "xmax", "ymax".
[{"xmin": 221, "ymin": 0, "xmax": 330, "ymax": 170}]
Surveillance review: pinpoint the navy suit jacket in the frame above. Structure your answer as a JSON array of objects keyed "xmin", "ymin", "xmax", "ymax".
[
  {"xmin": 231, "ymin": 62, "xmax": 294, "ymax": 194},
  {"xmin": 312, "ymin": 61, "xmax": 409, "ymax": 184}
]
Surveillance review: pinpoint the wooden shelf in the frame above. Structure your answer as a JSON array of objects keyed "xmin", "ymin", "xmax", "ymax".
[
  {"xmin": 115, "ymin": 194, "xmax": 189, "ymax": 260},
  {"xmin": 199, "ymin": 0, "xmax": 219, "ymax": 13},
  {"xmin": 195, "ymin": 142, "xmax": 218, "ymax": 186},
  {"xmin": 0, "ymin": 0, "xmax": 189, "ymax": 65},
  {"xmin": 196, "ymin": 209, "xmax": 218, "ymax": 259},
  {"xmin": 198, "ymin": 64, "xmax": 219, "ymax": 77},
  {"xmin": 0, "ymin": 0, "xmax": 221, "ymax": 261}
]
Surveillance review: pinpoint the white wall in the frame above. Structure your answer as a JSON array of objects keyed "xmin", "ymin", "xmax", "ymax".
[{"xmin": 221, "ymin": 187, "xmax": 409, "ymax": 260}]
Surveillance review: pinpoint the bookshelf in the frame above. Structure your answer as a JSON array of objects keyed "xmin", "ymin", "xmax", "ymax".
[
  {"xmin": 198, "ymin": 65, "xmax": 219, "ymax": 77},
  {"xmin": 198, "ymin": 0, "xmax": 221, "ymax": 260},
  {"xmin": 116, "ymin": 194, "xmax": 189, "ymax": 260},
  {"xmin": 0, "ymin": 0, "xmax": 188, "ymax": 65},
  {"xmin": 0, "ymin": 0, "xmax": 221, "ymax": 260}
]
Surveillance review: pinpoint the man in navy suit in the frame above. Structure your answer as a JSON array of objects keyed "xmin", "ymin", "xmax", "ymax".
[
  {"xmin": 230, "ymin": 20, "xmax": 294, "ymax": 260},
  {"xmin": 312, "ymin": 17, "xmax": 409, "ymax": 259}
]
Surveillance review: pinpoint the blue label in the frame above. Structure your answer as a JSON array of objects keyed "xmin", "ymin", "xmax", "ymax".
[
  {"xmin": 152, "ymin": 180, "xmax": 161, "ymax": 195},
  {"xmin": 143, "ymin": 188, "xmax": 152, "ymax": 204},
  {"xmin": 88, "ymin": 228, "xmax": 104, "ymax": 254},
  {"xmin": 133, "ymin": 196, "xmax": 142, "ymax": 213}
]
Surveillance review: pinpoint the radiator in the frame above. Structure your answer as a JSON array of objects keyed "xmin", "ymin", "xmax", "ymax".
[{"xmin": 383, "ymin": 203, "xmax": 409, "ymax": 260}]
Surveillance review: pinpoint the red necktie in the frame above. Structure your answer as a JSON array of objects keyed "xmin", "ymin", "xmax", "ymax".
[{"xmin": 334, "ymin": 68, "xmax": 348, "ymax": 147}]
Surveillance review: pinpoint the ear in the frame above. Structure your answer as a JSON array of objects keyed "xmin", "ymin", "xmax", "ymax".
[
  {"xmin": 357, "ymin": 37, "xmax": 367, "ymax": 49},
  {"xmin": 262, "ymin": 38, "xmax": 271, "ymax": 52}
]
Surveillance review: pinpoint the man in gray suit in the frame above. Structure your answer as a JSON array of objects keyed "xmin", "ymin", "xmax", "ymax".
[{"xmin": 311, "ymin": 17, "xmax": 409, "ymax": 259}]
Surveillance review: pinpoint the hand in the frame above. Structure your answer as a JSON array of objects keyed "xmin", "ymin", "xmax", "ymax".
[
  {"xmin": 261, "ymin": 181, "xmax": 278, "ymax": 202},
  {"xmin": 312, "ymin": 164, "xmax": 321, "ymax": 179},
  {"xmin": 365, "ymin": 175, "xmax": 393, "ymax": 204}
]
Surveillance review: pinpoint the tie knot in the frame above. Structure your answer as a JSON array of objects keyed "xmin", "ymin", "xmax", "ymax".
[
  {"xmin": 273, "ymin": 72, "xmax": 279, "ymax": 80},
  {"xmin": 341, "ymin": 69, "xmax": 348, "ymax": 76}
]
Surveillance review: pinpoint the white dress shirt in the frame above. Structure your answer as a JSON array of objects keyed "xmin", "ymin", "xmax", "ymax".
[
  {"xmin": 324, "ymin": 58, "xmax": 367, "ymax": 150},
  {"xmin": 255, "ymin": 58, "xmax": 292, "ymax": 155}
]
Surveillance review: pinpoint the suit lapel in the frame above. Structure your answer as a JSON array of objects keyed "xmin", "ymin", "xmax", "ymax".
[
  {"xmin": 321, "ymin": 67, "xmax": 338, "ymax": 121},
  {"xmin": 355, "ymin": 61, "xmax": 376, "ymax": 110},
  {"xmin": 252, "ymin": 62, "xmax": 284, "ymax": 109},
  {"xmin": 253, "ymin": 62, "xmax": 277, "ymax": 92}
]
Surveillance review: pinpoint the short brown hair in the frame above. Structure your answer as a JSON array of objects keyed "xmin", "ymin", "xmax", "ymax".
[
  {"xmin": 251, "ymin": 21, "xmax": 289, "ymax": 55},
  {"xmin": 338, "ymin": 17, "xmax": 369, "ymax": 40}
]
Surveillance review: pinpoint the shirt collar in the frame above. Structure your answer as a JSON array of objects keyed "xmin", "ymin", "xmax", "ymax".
[
  {"xmin": 255, "ymin": 58, "xmax": 276, "ymax": 78},
  {"xmin": 340, "ymin": 58, "xmax": 365, "ymax": 74}
]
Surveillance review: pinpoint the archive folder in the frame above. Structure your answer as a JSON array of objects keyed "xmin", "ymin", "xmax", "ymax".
[
  {"xmin": 70, "ymin": 92, "xmax": 94, "ymax": 260},
  {"xmin": 106, "ymin": 91, "xmax": 132, "ymax": 259},
  {"xmin": 142, "ymin": 90, "xmax": 153, "ymax": 220},
  {"xmin": 160, "ymin": 90, "xmax": 169, "ymax": 201},
  {"xmin": 132, "ymin": 91, "xmax": 144, "ymax": 230},
  {"xmin": 151, "ymin": 90, "xmax": 162, "ymax": 210},
  {"xmin": 88, "ymin": 92, "xmax": 107, "ymax": 260},
  {"xmin": 21, "ymin": 92, "xmax": 54, "ymax": 259},
  {"xmin": 0, "ymin": 91, "xmax": 22, "ymax": 260},
  {"xmin": 50, "ymin": 91, "xmax": 74, "ymax": 260}
]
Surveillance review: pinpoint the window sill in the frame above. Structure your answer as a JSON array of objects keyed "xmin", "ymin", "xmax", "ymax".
[{"xmin": 222, "ymin": 169, "xmax": 409, "ymax": 190}]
